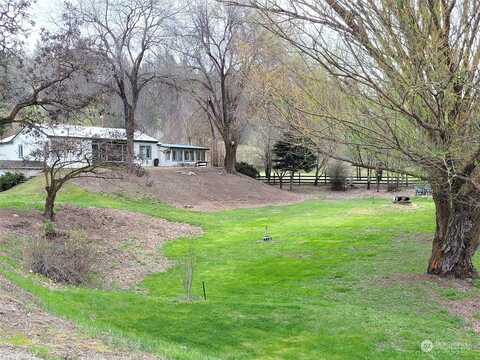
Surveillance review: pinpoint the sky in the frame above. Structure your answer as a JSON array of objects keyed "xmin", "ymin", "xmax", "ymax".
[{"xmin": 27, "ymin": 0, "xmax": 64, "ymax": 49}]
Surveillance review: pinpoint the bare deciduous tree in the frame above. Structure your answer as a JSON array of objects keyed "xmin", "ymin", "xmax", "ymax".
[
  {"xmin": 234, "ymin": 0, "xmax": 480, "ymax": 278},
  {"xmin": 176, "ymin": 1, "xmax": 258, "ymax": 173},
  {"xmin": 66, "ymin": 0, "xmax": 177, "ymax": 171},
  {"xmin": 28, "ymin": 127, "xmax": 121, "ymax": 221},
  {"xmin": 0, "ymin": 0, "xmax": 32, "ymax": 56},
  {"xmin": 0, "ymin": 3, "xmax": 96, "ymax": 128}
]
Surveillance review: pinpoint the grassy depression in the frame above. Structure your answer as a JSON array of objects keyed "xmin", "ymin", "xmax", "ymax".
[{"xmin": 0, "ymin": 178, "xmax": 479, "ymax": 359}]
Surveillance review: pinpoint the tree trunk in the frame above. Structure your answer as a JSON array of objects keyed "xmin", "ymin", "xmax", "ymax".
[
  {"xmin": 224, "ymin": 139, "xmax": 238, "ymax": 174},
  {"xmin": 265, "ymin": 162, "xmax": 271, "ymax": 183},
  {"xmin": 207, "ymin": 117, "xmax": 219, "ymax": 167},
  {"xmin": 367, "ymin": 168, "xmax": 371, "ymax": 190},
  {"xmin": 314, "ymin": 157, "xmax": 320, "ymax": 186},
  {"xmin": 289, "ymin": 171, "xmax": 294, "ymax": 191},
  {"xmin": 427, "ymin": 189, "xmax": 480, "ymax": 279},
  {"xmin": 43, "ymin": 186, "xmax": 57, "ymax": 221},
  {"xmin": 125, "ymin": 109, "xmax": 135, "ymax": 172},
  {"xmin": 211, "ymin": 140, "xmax": 219, "ymax": 167},
  {"xmin": 376, "ymin": 170, "xmax": 382, "ymax": 192},
  {"xmin": 278, "ymin": 172, "xmax": 283, "ymax": 189},
  {"xmin": 265, "ymin": 147, "xmax": 272, "ymax": 183}
]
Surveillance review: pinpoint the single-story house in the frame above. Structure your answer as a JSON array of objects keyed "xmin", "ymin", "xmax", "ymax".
[{"xmin": 0, "ymin": 124, "xmax": 209, "ymax": 175}]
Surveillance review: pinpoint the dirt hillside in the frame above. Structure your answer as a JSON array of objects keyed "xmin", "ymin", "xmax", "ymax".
[
  {"xmin": 75, "ymin": 167, "xmax": 305, "ymax": 211},
  {"xmin": 0, "ymin": 207, "xmax": 201, "ymax": 289}
]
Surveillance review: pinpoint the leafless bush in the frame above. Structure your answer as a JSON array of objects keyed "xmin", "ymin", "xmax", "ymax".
[
  {"xmin": 134, "ymin": 164, "xmax": 146, "ymax": 177},
  {"xmin": 328, "ymin": 161, "xmax": 348, "ymax": 191},
  {"xmin": 25, "ymin": 225, "xmax": 97, "ymax": 285}
]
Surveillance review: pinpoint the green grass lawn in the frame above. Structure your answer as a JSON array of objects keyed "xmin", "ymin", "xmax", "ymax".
[{"xmin": 1, "ymin": 178, "xmax": 480, "ymax": 359}]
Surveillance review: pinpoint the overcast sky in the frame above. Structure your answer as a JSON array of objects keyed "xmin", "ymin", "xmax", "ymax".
[{"xmin": 28, "ymin": 0, "xmax": 64, "ymax": 49}]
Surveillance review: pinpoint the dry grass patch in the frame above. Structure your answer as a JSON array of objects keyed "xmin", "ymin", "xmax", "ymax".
[
  {"xmin": 0, "ymin": 206, "xmax": 202, "ymax": 289},
  {"xmin": 75, "ymin": 167, "xmax": 304, "ymax": 211}
]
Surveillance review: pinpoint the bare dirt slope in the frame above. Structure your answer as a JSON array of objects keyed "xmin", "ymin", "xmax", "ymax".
[
  {"xmin": 0, "ymin": 207, "xmax": 201, "ymax": 289},
  {"xmin": 0, "ymin": 274, "xmax": 162, "ymax": 360},
  {"xmin": 75, "ymin": 167, "xmax": 305, "ymax": 211},
  {"xmin": 0, "ymin": 206, "xmax": 201, "ymax": 358}
]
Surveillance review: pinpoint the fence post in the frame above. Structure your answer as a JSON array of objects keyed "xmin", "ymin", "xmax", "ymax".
[
  {"xmin": 367, "ymin": 168, "xmax": 371, "ymax": 190},
  {"xmin": 298, "ymin": 172, "xmax": 301, "ymax": 185}
]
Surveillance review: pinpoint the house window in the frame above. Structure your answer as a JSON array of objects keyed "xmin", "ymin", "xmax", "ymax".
[
  {"xmin": 18, "ymin": 144, "xmax": 23, "ymax": 159},
  {"xmin": 165, "ymin": 150, "xmax": 171, "ymax": 161},
  {"xmin": 92, "ymin": 143, "xmax": 99, "ymax": 162},
  {"xmin": 140, "ymin": 145, "xmax": 152, "ymax": 160},
  {"xmin": 173, "ymin": 149, "xmax": 182, "ymax": 161},
  {"xmin": 92, "ymin": 140, "xmax": 127, "ymax": 162},
  {"xmin": 184, "ymin": 150, "xmax": 195, "ymax": 161},
  {"xmin": 199, "ymin": 151, "xmax": 205, "ymax": 161}
]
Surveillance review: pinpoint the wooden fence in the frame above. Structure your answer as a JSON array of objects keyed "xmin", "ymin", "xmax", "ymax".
[{"xmin": 256, "ymin": 173, "xmax": 420, "ymax": 188}]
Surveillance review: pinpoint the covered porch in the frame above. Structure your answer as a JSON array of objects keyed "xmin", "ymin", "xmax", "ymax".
[{"xmin": 157, "ymin": 144, "xmax": 209, "ymax": 166}]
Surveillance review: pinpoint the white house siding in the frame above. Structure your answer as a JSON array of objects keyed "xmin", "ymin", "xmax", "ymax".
[
  {"xmin": 0, "ymin": 131, "xmax": 44, "ymax": 162},
  {"xmin": 157, "ymin": 146, "xmax": 172, "ymax": 166},
  {"xmin": 0, "ymin": 131, "xmax": 93, "ymax": 169},
  {"xmin": 0, "ymin": 125, "xmax": 208, "ymax": 173},
  {"xmin": 134, "ymin": 141, "xmax": 158, "ymax": 167},
  {"xmin": 0, "ymin": 129, "xmax": 156, "ymax": 168}
]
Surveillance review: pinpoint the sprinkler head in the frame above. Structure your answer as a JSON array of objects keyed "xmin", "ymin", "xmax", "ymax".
[{"xmin": 263, "ymin": 225, "xmax": 272, "ymax": 242}]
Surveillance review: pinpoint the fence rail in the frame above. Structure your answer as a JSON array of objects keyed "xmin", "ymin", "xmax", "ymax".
[{"xmin": 256, "ymin": 174, "xmax": 421, "ymax": 187}]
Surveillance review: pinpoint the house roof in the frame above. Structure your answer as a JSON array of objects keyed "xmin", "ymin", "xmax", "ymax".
[
  {"xmin": 0, "ymin": 135, "xmax": 15, "ymax": 143},
  {"xmin": 0, "ymin": 124, "xmax": 208, "ymax": 150},
  {"xmin": 36, "ymin": 124, "xmax": 159, "ymax": 143},
  {"xmin": 158, "ymin": 143, "xmax": 209, "ymax": 150}
]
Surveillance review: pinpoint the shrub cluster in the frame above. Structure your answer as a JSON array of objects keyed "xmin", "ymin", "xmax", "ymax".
[
  {"xmin": 134, "ymin": 164, "xmax": 146, "ymax": 177},
  {"xmin": 25, "ymin": 223, "xmax": 96, "ymax": 285},
  {"xmin": 328, "ymin": 161, "xmax": 348, "ymax": 191},
  {"xmin": 235, "ymin": 162, "xmax": 259, "ymax": 178},
  {"xmin": 0, "ymin": 172, "xmax": 26, "ymax": 191}
]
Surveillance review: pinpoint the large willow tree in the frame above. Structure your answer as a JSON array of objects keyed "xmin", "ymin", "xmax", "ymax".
[{"xmin": 234, "ymin": 0, "xmax": 480, "ymax": 278}]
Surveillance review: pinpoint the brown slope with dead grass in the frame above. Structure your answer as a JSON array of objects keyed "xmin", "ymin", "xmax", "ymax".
[
  {"xmin": 75, "ymin": 167, "xmax": 305, "ymax": 211},
  {"xmin": 0, "ymin": 206, "xmax": 202, "ymax": 289}
]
